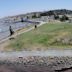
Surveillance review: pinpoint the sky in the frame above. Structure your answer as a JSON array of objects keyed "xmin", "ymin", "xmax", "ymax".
[{"xmin": 0, "ymin": 0, "xmax": 72, "ymax": 18}]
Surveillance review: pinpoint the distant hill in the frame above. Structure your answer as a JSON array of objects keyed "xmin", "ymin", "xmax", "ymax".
[
  {"xmin": 10, "ymin": 9, "xmax": 72, "ymax": 18},
  {"xmin": 1, "ymin": 9, "xmax": 72, "ymax": 23},
  {"xmin": 40, "ymin": 9, "xmax": 72, "ymax": 16},
  {"xmin": 11, "ymin": 9, "xmax": 72, "ymax": 18}
]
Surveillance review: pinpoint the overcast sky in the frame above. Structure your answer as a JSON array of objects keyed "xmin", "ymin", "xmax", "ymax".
[{"xmin": 0, "ymin": 0, "xmax": 72, "ymax": 18}]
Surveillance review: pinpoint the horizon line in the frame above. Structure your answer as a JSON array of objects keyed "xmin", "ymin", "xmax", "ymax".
[{"xmin": 0, "ymin": 8, "xmax": 72, "ymax": 19}]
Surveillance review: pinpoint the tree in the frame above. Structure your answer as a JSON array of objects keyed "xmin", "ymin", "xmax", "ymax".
[
  {"xmin": 48, "ymin": 11, "xmax": 54, "ymax": 16},
  {"xmin": 27, "ymin": 16, "xmax": 29, "ymax": 19},
  {"xmin": 54, "ymin": 15, "xmax": 59, "ymax": 20},
  {"xmin": 32, "ymin": 13, "xmax": 37, "ymax": 18},
  {"xmin": 60, "ymin": 15, "xmax": 69, "ymax": 21}
]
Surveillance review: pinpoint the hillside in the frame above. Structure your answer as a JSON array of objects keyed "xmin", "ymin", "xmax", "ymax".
[
  {"xmin": 0, "ymin": 9, "xmax": 72, "ymax": 23},
  {"xmin": 8, "ymin": 9, "xmax": 72, "ymax": 18},
  {"xmin": 40, "ymin": 9, "xmax": 72, "ymax": 16},
  {"xmin": 3, "ymin": 22, "xmax": 72, "ymax": 51}
]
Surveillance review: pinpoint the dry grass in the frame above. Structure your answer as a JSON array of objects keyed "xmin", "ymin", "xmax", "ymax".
[{"xmin": 2, "ymin": 22, "xmax": 72, "ymax": 51}]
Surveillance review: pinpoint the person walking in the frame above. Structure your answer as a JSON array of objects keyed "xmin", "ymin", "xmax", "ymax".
[
  {"xmin": 9, "ymin": 26, "xmax": 14, "ymax": 36},
  {"xmin": 35, "ymin": 24, "xmax": 37, "ymax": 29}
]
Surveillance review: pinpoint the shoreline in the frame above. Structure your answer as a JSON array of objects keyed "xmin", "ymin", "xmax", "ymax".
[{"xmin": 0, "ymin": 21, "xmax": 45, "ymax": 44}]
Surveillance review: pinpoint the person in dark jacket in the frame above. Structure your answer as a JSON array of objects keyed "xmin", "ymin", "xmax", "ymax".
[
  {"xmin": 35, "ymin": 25, "xmax": 37, "ymax": 29},
  {"xmin": 9, "ymin": 26, "xmax": 14, "ymax": 36}
]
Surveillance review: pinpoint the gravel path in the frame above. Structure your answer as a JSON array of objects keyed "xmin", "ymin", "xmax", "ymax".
[{"xmin": 0, "ymin": 50, "xmax": 72, "ymax": 59}]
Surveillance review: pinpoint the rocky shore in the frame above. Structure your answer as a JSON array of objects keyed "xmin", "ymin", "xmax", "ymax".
[{"xmin": 0, "ymin": 56, "xmax": 72, "ymax": 72}]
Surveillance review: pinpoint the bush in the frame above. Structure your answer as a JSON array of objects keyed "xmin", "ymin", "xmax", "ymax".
[
  {"xmin": 54, "ymin": 15, "xmax": 59, "ymax": 20},
  {"xmin": 32, "ymin": 14, "xmax": 37, "ymax": 18},
  {"xmin": 60, "ymin": 15, "xmax": 69, "ymax": 21}
]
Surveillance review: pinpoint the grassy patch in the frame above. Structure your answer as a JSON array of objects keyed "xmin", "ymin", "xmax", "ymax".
[{"xmin": 6, "ymin": 22, "xmax": 72, "ymax": 51}]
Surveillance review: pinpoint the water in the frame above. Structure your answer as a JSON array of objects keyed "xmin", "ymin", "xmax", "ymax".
[
  {"xmin": 0, "ymin": 19, "xmax": 41, "ymax": 41},
  {"xmin": 0, "ymin": 22, "xmax": 33, "ymax": 40}
]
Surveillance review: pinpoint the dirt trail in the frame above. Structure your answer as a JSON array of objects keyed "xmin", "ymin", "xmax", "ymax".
[
  {"xmin": 0, "ymin": 22, "xmax": 46, "ymax": 43},
  {"xmin": 0, "ymin": 22, "xmax": 46, "ymax": 51}
]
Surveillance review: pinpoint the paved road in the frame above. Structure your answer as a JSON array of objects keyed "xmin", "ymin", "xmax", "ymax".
[{"xmin": 0, "ymin": 50, "xmax": 72, "ymax": 59}]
